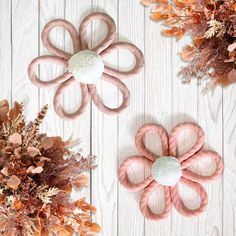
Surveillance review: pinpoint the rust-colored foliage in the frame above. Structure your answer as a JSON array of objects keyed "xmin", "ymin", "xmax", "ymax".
[
  {"xmin": 141, "ymin": 0, "xmax": 236, "ymax": 90},
  {"xmin": 0, "ymin": 100, "xmax": 100, "ymax": 236}
]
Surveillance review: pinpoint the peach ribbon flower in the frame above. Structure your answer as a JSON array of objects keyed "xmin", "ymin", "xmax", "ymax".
[
  {"xmin": 119, "ymin": 122, "xmax": 224, "ymax": 220},
  {"xmin": 28, "ymin": 12, "xmax": 144, "ymax": 120}
]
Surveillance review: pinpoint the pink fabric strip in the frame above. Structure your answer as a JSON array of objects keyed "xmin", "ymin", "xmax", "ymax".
[
  {"xmin": 169, "ymin": 122, "xmax": 205, "ymax": 162},
  {"xmin": 140, "ymin": 182, "xmax": 172, "ymax": 220},
  {"xmin": 181, "ymin": 150, "xmax": 224, "ymax": 184},
  {"xmin": 102, "ymin": 42, "xmax": 145, "ymax": 80},
  {"xmin": 135, "ymin": 124, "xmax": 169, "ymax": 161},
  {"xmin": 171, "ymin": 177, "xmax": 208, "ymax": 217},
  {"xmin": 88, "ymin": 73, "xmax": 130, "ymax": 115},
  {"xmin": 79, "ymin": 12, "xmax": 116, "ymax": 53},
  {"xmin": 42, "ymin": 19, "xmax": 80, "ymax": 59},
  {"xmin": 118, "ymin": 156, "xmax": 153, "ymax": 192},
  {"xmin": 28, "ymin": 12, "xmax": 144, "ymax": 120},
  {"xmin": 118, "ymin": 122, "xmax": 224, "ymax": 220},
  {"xmin": 53, "ymin": 78, "xmax": 90, "ymax": 120},
  {"xmin": 28, "ymin": 55, "xmax": 71, "ymax": 88}
]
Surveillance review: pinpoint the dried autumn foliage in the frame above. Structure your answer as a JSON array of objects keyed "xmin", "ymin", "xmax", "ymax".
[
  {"xmin": 141, "ymin": 0, "xmax": 236, "ymax": 90},
  {"xmin": 0, "ymin": 100, "xmax": 100, "ymax": 236}
]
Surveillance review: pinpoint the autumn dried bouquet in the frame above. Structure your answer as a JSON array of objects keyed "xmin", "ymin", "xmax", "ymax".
[
  {"xmin": 0, "ymin": 100, "xmax": 100, "ymax": 236},
  {"xmin": 141, "ymin": 0, "xmax": 236, "ymax": 90}
]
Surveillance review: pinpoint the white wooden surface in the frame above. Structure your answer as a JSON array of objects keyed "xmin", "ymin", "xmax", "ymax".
[{"xmin": 0, "ymin": 1, "xmax": 234, "ymax": 235}]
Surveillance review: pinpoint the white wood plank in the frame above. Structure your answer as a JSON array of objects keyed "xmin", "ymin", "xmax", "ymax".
[
  {"xmin": 39, "ymin": 0, "xmax": 65, "ymax": 135},
  {"xmin": 0, "ymin": 0, "xmax": 11, "ymax": 102},
  {"xmin": 118, "ymin": 1, "xmax": 145, "ymax": 236},
  {"xmin": 144, "ymin": 6, "xmax": 172, "ymax": 236},
  {"xmin": 91, "ymin": 0, "xmax": 118, "ymax": 235},
  {"xmin": 223, "ymin": 86, "xmax": 236, "ymax": 235},
  {"xmin": 171, "ymin": 38, "xmax": 199, "ymax": 235},
  {"xmin": 11, "ymin": 0, "xmax": 39, "ymax": 117},
  {"xmin": 64, "ymin": 0, "xmax": 92, "ymax": 204},
  {"xmin": 198, "ymin": 87, "xmax": 223, "ymax": 236}
]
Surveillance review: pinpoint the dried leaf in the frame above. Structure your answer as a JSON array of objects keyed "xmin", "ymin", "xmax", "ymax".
[
  {"xmin": 31, "ymin": 166, "xmax": 43, "ymax": 174},
  {"xmin": 41, "ymin": 137, "xmax": 54, "ymax": 150},
  {"xmin": 181, "ymin": 45, "xmax": 196, "ymax": 61},
  {"xmin": 228, "ymin": 69, "xmax": 236, "ymax": 83},
  {"xmin": 140, "ymin": 0, "xmax": 152, "ymax": 7},
  {"xmin": 72, "ymin": 174, "xmax": 88, "ymax": 188},
  {"xmin": 1, "ymin": 167, "xmax": 9, "ymax": 176},
  {"xmin": 9, "ymin": 133, "xmax": 22, "ymax": 145},
  {"xmin": 151, "ymin": 12, "xmax": 168, "ymax": 21},
  {"xmin": 7, "ymin": 175, "xmax": 21, "ymax": 190},
  {"xmin": 27, "ymin": 147, "xmax": 40, "ymax": 157},
  {"xmin": 9, "ymin": 102, "xmax": 22, "ymax": 121},
  {"xmin": 14, "ymin": 200, "xmax": 22, "ymax": 210},
  {"xmin": 228, "ymin": 42, "xmax": 236, "ymax": 52},
  {"xmin": 0, "ymin": 195, "xmax": 6, "ymax": 204}
]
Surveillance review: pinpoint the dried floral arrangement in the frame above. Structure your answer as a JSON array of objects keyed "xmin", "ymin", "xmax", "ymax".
[
  {"xmin": 141, "ymin": 0, "xmax": 236, "ymax": 90},
  {"xmin": 0, "ymin": 100, "xmax": 100, "ymax": 236}
]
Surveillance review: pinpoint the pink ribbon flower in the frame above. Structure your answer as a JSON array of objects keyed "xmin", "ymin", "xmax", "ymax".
[
  {"xmin": 119, "ymin": 122, "xmax": 224, "ymax": 220},
  {"xmin": 28, "ymin": 12, "xmax": 144, "ymax": 120}
]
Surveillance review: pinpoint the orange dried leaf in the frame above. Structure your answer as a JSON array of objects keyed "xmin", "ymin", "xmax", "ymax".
[
  {"xmin": 233, "ymin": 3, "xmax": 236, "ymax": 11},
  {"xmin": 181, "ymin": 45, "xmax": 196, "ymax": 61},
  {"xmin": 14, "ymin": 200, "xmax": 23, "ymax": 210},
  {"xmin": 156, "ymin": 0, "xmax": 168, "ymax": 3},
  {"xmin": 72, "ymin": 174, "xmax": 88, "ymax": 188},
  {"xmin": 228, "ymin": 42, "xmax": 236, "ymax": 52},
  {"xmin": 151, "ymin": 12, "xmax": 168, "ymax": 21},
  {"xmin": 0, "ymin": 195, "xmax": 6, "ymax": 204},
  {"xmin": 31, "ymin": 166, "xmax": 43, "ymax": 174},
  {"xmin": 7, "ymin": 175, "xmax": 21, "ymax": 190},
  {"xmin": 61, "ymin": 184, "xmax": 72, "ymax": 192},
  {"xmin": 27, "ymin": 147, "xmax": 40, "ymax": 157},
  {"xmin": 9, "ymin": 133, "xmax": 22, "ymax": 145},
  {"xmin": 193, "ymin": 36, "xmax": 204, "ymax": 47},
  {"xmin": 1, "ymin": 167, "xmax": 9, "ymax": 176},
  {"xmin": 9, "ymin": 102, "xmax": 22, "ymax": 121},
  {"xmin": 140, "ymin": 0, "xmax": 152, "ymax": 7},
  {"xmin": 228, "ymin": 69, "xmax": 236, "ymax": 84}
]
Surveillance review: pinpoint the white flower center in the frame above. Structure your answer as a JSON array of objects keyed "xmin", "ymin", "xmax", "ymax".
[
  {"xmin": 151, "ymin": 156, "xmax": 182, "ymax": 187},
  {"xmin": 68, "ymin": 50, "xmax": 104, "ymax": 84}
]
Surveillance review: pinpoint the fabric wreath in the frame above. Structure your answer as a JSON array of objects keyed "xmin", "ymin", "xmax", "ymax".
[{"xmin": 119, "ymin": 122, "xmax": 223, "ymax": 220}]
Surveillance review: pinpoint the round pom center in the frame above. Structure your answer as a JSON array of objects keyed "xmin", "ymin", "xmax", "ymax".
[
  {"xmin": 68, "ymin": 50, "xmax": 104, "ymax": 84},
  {"xmin": 151, "ymin": 156, "xmax": 182, "ymax": 186}
]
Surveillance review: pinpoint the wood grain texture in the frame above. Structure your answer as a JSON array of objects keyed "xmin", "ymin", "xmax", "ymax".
[
  {"xmin": 0, "ymin": 0, "xmax": 232, "ymax": 235},
  {"xmin": 91, "ymin": 1, "xmax": 118, "ymax": 235},
  {"xmin": 11, "ymin": 0, "xmax": 39, "ymax": 118},
  {"xmin": 223, "ymin": 85, "xmax": 236, "ymax": 236},
  {"xmin": 144, "ymin": 5, "xmax": 172, "ymax": 236},
  {"xmin": 118, "ymin": 1, "xmax": 145, "ymax": 236},
  {"xmin": 0, "ymin": 0, "xmax": 11, "ymax": 102}
]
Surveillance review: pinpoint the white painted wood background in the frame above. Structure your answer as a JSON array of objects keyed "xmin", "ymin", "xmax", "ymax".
[{"xmin": 0, "ymin": 0, "xmax": 235, "ymax": 235}]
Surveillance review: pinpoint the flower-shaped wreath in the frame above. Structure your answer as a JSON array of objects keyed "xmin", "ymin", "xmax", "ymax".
[
  {"xmin": 119, "ymin": 122, "xmax": 224, "ymax": 220},
  {"xmin": 28, "ymin": 12, "xmax": 144, "ymax": 120}
]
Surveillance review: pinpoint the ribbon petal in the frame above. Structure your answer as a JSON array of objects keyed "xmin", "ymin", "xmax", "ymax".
[
  {"xmin": 171, "ymin": 177, "xmax": 208, "ymax": 217},
  {"xmin": 101, "ymin": 42, "xmax": 144, "ymax": 80},
  {"xmin": 53, "ymin": 77, "xmax": 90, "ymax": 120},
  {"xmin": 181, "ymin": 150, "xmax": 223, "ymax": 184},
  {"xmin": 119, "ymin": 155, "xmax": 153, "ymax": 192},
  {"xmin": 169, "ymin": 122, "xmax": 205, "ymax": 162},
  {"xmin": 79, "ymin": 12, "xmax": 116, "ymax": 53},
  {"xmin": 135, "ymin": 124, "xmax": 169, "ymax": 161},
  {"xmin": 28, "ymin": 55, "xmax": 71, "ymax": 88},
  {"xmin": 140, "ymin": 181, "xmax": 172, "ymax": 220},
  {"xmin": 42, "ymin": 19, "xmax": 80, "ymax": 59},
  {"xmin": 88, "ymin": 73, "xmax": 130, "ymax": 115}
]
